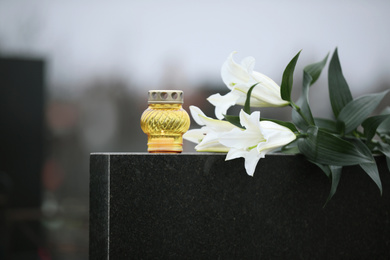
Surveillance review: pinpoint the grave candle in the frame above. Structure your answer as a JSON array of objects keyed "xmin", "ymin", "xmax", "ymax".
[{"xmin": 140, "ymin": 90, "xmax": 190, "ymax": 153}]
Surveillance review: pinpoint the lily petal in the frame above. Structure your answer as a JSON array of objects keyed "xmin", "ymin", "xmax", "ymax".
[
  {"xmin": 219, "ymin": 128, "xmax": 249, "ymax": 149},
  {"xmin": 189, "ymin": 106, "xmax": 207, "ymax": 126},
  {"xmin": 221, "ymin": 52, "xmax": 253, "ymax": 89},
  {"xmin": 234, "ymin": 83, "xmax": 289, "ymax": 107},
  {"xmin": 207, "ymin": 92, "xmax": 240, "ymax": 120},
  {"xmin": 196, "ymin": 146, "xmax": 230, "ymax": 153},
  {"xmin": 225, "ymin": 148, "xmax": 263, "ymax": 176},
  {"xmin": 251, "ymin": 71, "xmax": 281, "ymax": 96},
  {"xmin": 189, "ymin": 105, "xmax": 236, "ymax": 131},
  {"xmin": 183, "ymin": 105, "xmax": 239, "ymax": 153},
  {"xmin": 239, "ymin": 109, "xmax": 261, "ymax": 131},
  {"xmin": 195, "ymin": 131, "xmax": 230, "ymax": 152},
  {"xmin": 225, "ymin": 147, "xmax": 247, "ymax": 161},
  {"xmin": 241, "ymin": 56, "xmax": 255, "ymax": 75},
  {"xmin": 196, "ymin": 142, "xmax": 230, "ymax": 153},
  {"xmin": 257, "ymin": 121, "xmax": 296, "ymax": 153},
  {"xmin": 200, "ymin": 116, "xmax": 237, "ymax": 132},
  {"xmin": 219, "ymin": 110, "xmax": 265, "ymax": 149},
  {"xmin": 183, "ymin": 128, "xmax": 206, "ymax": 144},
  {"xmin": 243, "ymin": 149, "xmax": 264, "ymax": 176}
]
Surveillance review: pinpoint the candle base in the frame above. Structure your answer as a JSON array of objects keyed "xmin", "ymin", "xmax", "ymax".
[{"xmin": 147, "ymin": 136, "xmax": 183, "ymax": 153}]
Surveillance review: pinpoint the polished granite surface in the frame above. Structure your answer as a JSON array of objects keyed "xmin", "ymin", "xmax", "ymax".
[{"xmin": 90, "ymin": 153, "xmax": 390, "ymax": 259}]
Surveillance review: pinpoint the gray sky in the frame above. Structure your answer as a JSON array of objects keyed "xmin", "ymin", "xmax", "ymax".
[{"xmin": 1, "ymin": 0, "xmax": 390, "ymax": 97}]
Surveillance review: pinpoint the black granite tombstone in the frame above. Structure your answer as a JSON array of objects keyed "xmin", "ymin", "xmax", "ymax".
[
  {"xmin": 0, "ymin": 57, "xmax": 45, "ymax": 259},
  {"xmin": 90, "ymin": 153, "xmax": 390, "ymax": 259}
]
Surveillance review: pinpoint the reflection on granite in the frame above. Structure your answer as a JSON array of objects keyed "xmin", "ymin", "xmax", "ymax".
[{"xmin": 90, "ymin": 153, "xmax": 390, "ymax": 259}]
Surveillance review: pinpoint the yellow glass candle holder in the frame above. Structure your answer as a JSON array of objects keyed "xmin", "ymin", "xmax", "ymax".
[{"xmin": 140, "ymin": 90, "xmax": 190, "ymax": 153}]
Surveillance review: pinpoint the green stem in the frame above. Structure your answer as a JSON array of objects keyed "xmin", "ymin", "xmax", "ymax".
[
  {"xmin": 378, "ymin": 132, "xmax": 390, "ymax": 143},
  {"xmin": 351, "ymin": 130, "xmax": 360, "ymax": 138},
  {"xmin": 297, "ymin": 133, "xmax": 308, "ymax": 139},
  {"xmin": 290, "ymin": 101, "xmax": 312, "ymax": 126}
]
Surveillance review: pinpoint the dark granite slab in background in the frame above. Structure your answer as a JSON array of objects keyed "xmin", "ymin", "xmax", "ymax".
[{"xmin": 90, "ymin": 153, "xmax": 390, "ymax": 259}]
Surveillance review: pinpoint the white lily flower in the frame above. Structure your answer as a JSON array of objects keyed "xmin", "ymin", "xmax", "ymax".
[
  {"xmin": 208, "ymin": 52, "xmax": 289, "ymax": 119},
  {"xmin": 183, "ymin": 106, "xmax": 237, "ymax": 152},
  {"xmin": 219, "ymin": 109, "xmax": 296, "ymax": 176}
]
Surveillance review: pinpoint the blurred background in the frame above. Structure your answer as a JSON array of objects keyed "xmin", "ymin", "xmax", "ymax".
[{"xmin": 0, "ymin": 0, "xmax": 390, "ymax": 259}]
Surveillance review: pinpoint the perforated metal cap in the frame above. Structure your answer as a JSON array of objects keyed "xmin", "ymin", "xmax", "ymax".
[{"xmin": 148, "ymin": 90, "xmax": 184, "ymax": 104}]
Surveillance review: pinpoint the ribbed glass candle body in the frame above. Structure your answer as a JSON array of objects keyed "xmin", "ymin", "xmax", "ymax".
[{"xmin": 140, "ymin": 91, "xmax": 190, "ymax": 153}]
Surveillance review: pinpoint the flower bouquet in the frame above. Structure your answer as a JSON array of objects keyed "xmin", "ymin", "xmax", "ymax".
[{"xmin": 184, "ymin": 49, "xmax": 390, "ymax": 202}]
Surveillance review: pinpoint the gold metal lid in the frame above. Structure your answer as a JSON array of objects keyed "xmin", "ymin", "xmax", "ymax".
[{"xmin": 148, "ymin": 90, "xmax": 184, "ymax": 104}]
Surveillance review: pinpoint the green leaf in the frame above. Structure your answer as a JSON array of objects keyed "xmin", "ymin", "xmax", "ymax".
[
  {"xmin": 297, "ymin": 126, "xmax": 373, "ymax": 166},
  {"xmin": 387, "ymin": 157, "xmax": 390, "ymax": 172},
  {"xmin": 260, "ymin": 118, "xmax": 299, "ymax": 133},
  {"xmin": 377, "ymin": 107, "xmax": 390, "ymax": 136},
  {"xmin": 377, "ymin": 142, "xmax": 390, "ymax": 158},
  {"xmin": 337, "ymin": 90, "xmax": 389, "ymax": 134},
  {"xmin": 292, "ymin": 54, "xmax": 328, "ymax": 131},
  {"xmin": 381, "ymin": 106, "xmax": 390, "ymax": 114},
  {"xmin": 312, "ymin": 162, "xmax": 342, "ymax": 205},
  {"xmin": 350, "ymin": 138, "xmax": 382, "ymax": 195},
  {"xmin": 325, "ymin": 166, "xmax": 342, "ymax": 206},
  {"xmin": 304, "ymin": 53, "xmax": 329, "ymax": 86},
  {"xmin": 281, "ymin": 50, "xmax": 301, "ymax": 102},
  {"xmin": 328, "ymin": 48, "xmax": 353, "ymax": 118},
  {"xmin": 362, "ymin": 114, "xmax": 390, "ymax": 141},
  {"xmin": 281, "ymin": 141, "xmax": 300, "ymax": 154},
  {"xmin": 223, "ymin": 114, "xmax": 243, "ymax": 129},
  {"xmin": 378, "ymin": 119, "xmax": 390, "ymax": 136},
  {"xmin": 314, "ymin": 118, "xmax": 338, "ymax": 133},
  {"xmin": 243, "ymin": 83, "xmax": 259, "ymax": 114},
  {"xmin": 292, "ymin": 72, "xmax": 314, "ymax": 131},
  {"xmin": 312, "ymin": 162, "xmax": 331, "ymax": 177},
  {"xmin": 360, "ymin": 162, "xmax": 382, "ymax": 195}
]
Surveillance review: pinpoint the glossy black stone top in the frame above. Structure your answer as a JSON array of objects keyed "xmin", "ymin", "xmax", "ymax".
[{"xmin": 90, "ymin": 153, "xmax": 390, "ymax": 259}]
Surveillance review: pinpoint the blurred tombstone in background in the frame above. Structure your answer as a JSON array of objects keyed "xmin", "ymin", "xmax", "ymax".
[{"xmin": 0, "ymin": 57, "xmax": 46, "ymax": 259}]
